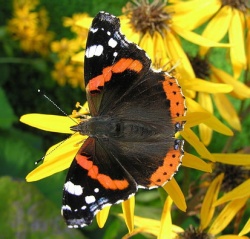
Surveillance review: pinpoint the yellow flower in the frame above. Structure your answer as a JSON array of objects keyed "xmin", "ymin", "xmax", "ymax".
[
  {"xmin": 51, "ymin": 61, "xmax": 74, "ymax": 86},
  {"xmin": 67, "ymin": 64, "xmax": 84, "ymax": 89},
  {"xmin": 121, "ymin": 196, "xmax": 184, "ymax": 239},
  {"xmin": 51, "ymin": 51, "xmax": 84, "ymax": 88},
  {"xmin": 51, "ymin": 38, "xmax": 82, "ymax": 60},
  {"xmin": 50, "ymin": 14, "xmax": 88, "ymax": 88},
  {"xmin": 121, "ymin": 177, "xmax": 250, "ymax": 238},
  {"xmin": 63, "ymin": 13, "xmax": 89, "ymax": 46},
  {"xmin": 171, "ymin": 0, "xmax": 248, "ymax": 79},
  {"xmin": 7, "ymin": 0, "xmax": 54, "ymax": 56},
  {"xmin": 76, "ymin": 0, "xmax": 229, "ymax": 78},
  {"xmin": 13, "ymin": 0, "xmax": 39, "ymax": 10},
  {"xmin": 187, "ymin": 54, "xmax": 247, "ymax": 145},
  {"xmin": 199, "ymin": 173, "xmax": 250, "ymax": 238}
]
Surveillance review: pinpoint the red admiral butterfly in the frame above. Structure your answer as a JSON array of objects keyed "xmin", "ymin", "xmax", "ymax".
[{"xmin": 62, "ymin": 11, "xmax": 186, "ymax": 228}]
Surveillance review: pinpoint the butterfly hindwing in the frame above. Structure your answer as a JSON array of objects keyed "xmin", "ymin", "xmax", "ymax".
[
  {"xmin": 98, "ymin": 70, "xmax": 185, "ymax": 188},
  {"xmin": 62, "ymin": 137, "xmax": 137, "ymax": 227}
]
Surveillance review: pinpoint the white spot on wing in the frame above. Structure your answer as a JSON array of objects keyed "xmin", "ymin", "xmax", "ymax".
[
  {"xmin": 94, "ymin": 188, "xmax": 99, "ymax": 193},
  {"xmin": 85, "ymin": 45, "xmax": 104, "ymax": 58},
  {"xmin": 85, "ymin": 195, "xmax": 96, "ymax": 204},
  {"xmin": 108, "ymin": 38, "xmax": 117, "ymax": 48},
  {"xmin": 62, "ymin": 205, "xmax": 72, "ymax": 211},
  {"xmin": 64, "ymin": 181, "xmax": 83, "ymax": 196},
  {"xmin": 113, "ymin": 52, "xmax": 118, "ymax": 57},
  {"xmin": 81, "ymin": 205, "xmax": 87, "ymax": 210},
  {"xmin": 90, "ymin": 27, "xmax": 98, "ymax": 33}
]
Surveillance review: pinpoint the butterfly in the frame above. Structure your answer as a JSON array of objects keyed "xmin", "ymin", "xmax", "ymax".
[{"xmin": 61, "ymin": 11, "xmax": 186, "ymax": 228}]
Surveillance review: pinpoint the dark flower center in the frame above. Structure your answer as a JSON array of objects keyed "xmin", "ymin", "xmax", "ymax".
[
  {"xmin": 188, "ymin": 55, "xmax": 211, "ymax": 79},
  {"xmin": 178, "ymin": 225, "xmax": 215, "ymax": 239},
  {"xmin": 123, "ymin": 0, "xmax": 172, "ymax": 35},
  {"xmin": 221, "ymin": 0, "xmax": 249, "ymax": 12},
  {"xmin": 213, "ymin": 163, "xmax": 250, "ymax": 192}
]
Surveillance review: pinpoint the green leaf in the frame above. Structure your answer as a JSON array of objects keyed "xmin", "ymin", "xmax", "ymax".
[
  {"xmin": 0, "ymin": 176, "xmax": 85, "ymax": 239},
  {"xmin": 0, "ymin": 128, "xmax": 42, "ymax": 178},
  {"xmin": 0, "ymin": 87, "xmax": 17, "ymax": 129}
]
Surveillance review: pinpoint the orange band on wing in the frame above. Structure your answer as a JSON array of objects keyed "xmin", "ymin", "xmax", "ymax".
[
  {"xmin": 76, "ymin": 154, "xmax": 129, "ymax": 190},
  {"xmin": 88, "ymin": 58, "xmax": 143, "ymax": 93},
  {"xmin": 149, "ymin": 147, "xmax": 182, "ymax": 187},
  {"xmin": 163, "ymin": 76, "xmax": 186, "ymax": 119},
  {"xmin": 112, "ymin": 58, "xmax": 143, "ymax": 73}
]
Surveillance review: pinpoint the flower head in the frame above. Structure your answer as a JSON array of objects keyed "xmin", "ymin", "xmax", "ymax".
[
  {"xmin": 172, "ymin": 0, "xmax": 249, "ymax": 78},
  {"xmin": 7, "ymin": 0, "xmax": 54, "ymax": 56}
]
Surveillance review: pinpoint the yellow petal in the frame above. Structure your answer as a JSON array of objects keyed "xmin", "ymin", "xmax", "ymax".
[
  {"xmin": 120, "ymin": 17, "xmax": 140, "ymax": 44},
  {"xmin": 163, "ymin": 178, "xmax": 186, "ymax": 212},
  {"xmin": 199, "ymin": 123, "xmax": 213, "ymax": 146},
  {"xmin": 186, "ymin": 98, "xmax": 233, "ymax": 136},
  {"xmin": 158, "ymin": 196, "xmax": 173, "ymax": 239},
  {"xmin": 181, "ymin": 112, "xmax": 211, "ymax": 128},
  {"xmin": 239, "ymin": 218, "xmax": 250, "ymax": 236},
  {"xmin": 122, "ymin": 196, "xmax": 135, "ymax": 233},
  {"xmin": 26, "ymin": 134, "xmax": 84, "ymax": 181},
  {"xmin": 217, "ymin": 236, "xmax": 249, "ymax": 239},
  {"xmin": 198, "ymin": 93, "xmax": 213, "ymax": 145},
  {"xmin": 20, "ymin": 114, "xmax": 75, "ymax": 134},
  {"xmin": 202, "ymin": 115, "xmax": 233, "ymax": 136},
  {"xmin": 125, "ymin": 214, "xmax": 184, "ymax": 238},
  {"xmin": 211, "ymin": 65, "xmax": 250, "ymax": 99},
  {"xmin": 131, "ymin": 214, "xmax": 184, "ymax": 236},
  {"xmin": 213, "ymin": 179, "xmax": 250, "ymax": 206},
  {"xmin": 134, "ymin": 217, "xmax": 158, "ymax": 228},
  {"xmin": 122, "ymin": 228, "xmax": 157, "ymax": 239},
  {"xmin": 212, "ymin": 154, "xmax": 250, "ymax": 166},
  {"xmin": 71, "ymin": 50, "xmax": 85, "ymax": 63},
  {"xmin": 182, "ymin": 152, "xmax": 212, "ymax": 172},
  {"xmin": 229, "ymin": 9, "xmax": 246, "ymax": 79},
  {"xmin": 199, "ymin": 6, "xmax": 232, "ymax": 56},
  {"xmin": 76, "ymin": 16, "xmax": 93, "ymax": 29},
  {"xmin": 96, "ymin": 205, "xmax": 111, "ymax": 228},
  {"xmin": 247, "ymin": 18, "xmax": 250, "ymax": 70},
  {"xmin": 183, "ymin": 79, "xmax": 233, "ymax": 93},
  {"xmin": 180, "ymin": 128, "xmax": 214, "ymax": 161},
  {"xmin": 198, "ymin": 92, "xmax": 213, "ymax": 114},
  {"xmin": 209, "ymin": 197, "xmax": 248, "ymax": 235},
  {"xmin": 200, "ymin": 173, "xmax": 224, "ymax": 230},
  {"xmin": 213, "ymin": 94, "xmax": 241, "ymax": 131},
  {"xmin": 170, "ymin": 0, "xmax": 220, "ymax": 30},
  {"xmin": 164, "ymin": 32, "xmax": 195, "ymax": 79},
  {"xmin": 172, "ymin": 24, "xmax": 230, "ymax": 48},
  {"xmin": 139, "ymin": 31, "xmax": 154, "ymax": 61},
  {"xmin": 153, "ymin": 31, "xmax": 170, "ymax": 66}
]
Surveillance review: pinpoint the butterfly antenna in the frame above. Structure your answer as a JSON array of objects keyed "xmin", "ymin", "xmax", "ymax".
[
  {"xmin": 35, "ymin": 132, "xmax": 78, "ymax": 165},
  {"xmin": 35, "ymin": 89, "xmax": 81, "ymax": 165},
  {"xmin": 38, "ymin": 89, "xmax": 78, "ymax": 124}
]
